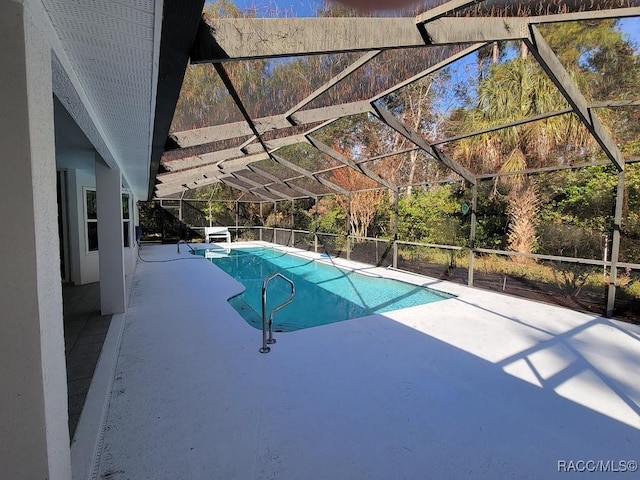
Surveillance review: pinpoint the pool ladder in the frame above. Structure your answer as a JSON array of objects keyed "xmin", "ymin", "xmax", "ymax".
[
  {"xmin": 260, "ymin": 273, "xmax": 295, "ymax": 353},
  {"xmin": 176, "ymin": 239, "xmax": 196, "ymax": 254}
]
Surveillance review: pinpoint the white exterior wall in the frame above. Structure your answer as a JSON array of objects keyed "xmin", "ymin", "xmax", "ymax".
[
  {"xmin": 0, "ymin": 1, "xmax": 72, "ymax": 478},
  {"xmin": 65, "ymin": 167, "xmax": 138, "ymax": 285},
  {"xmin": 124, "ymin": 190, "xmax": 139, "ymax": 277},
  {"xmin": 96, "ymin": 158, "xmax": 127, "ymax": 314}
]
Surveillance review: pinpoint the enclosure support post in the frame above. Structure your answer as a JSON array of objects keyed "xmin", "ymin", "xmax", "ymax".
[
  {"xmin": 468, "ymin": 183, "xmax": 478, "ymax": 287},
  {"xmin": 179, "ymin": 190, "xmax": 185, "ymax": 222},
  {"xmin": 393, "ymin": 189, "xmax": 399, "ymax": 269},
  {"xmin": 314, "ymin": 197, "xmax": 319, "ymax": 253},
  {"xmin": 161, "ymin": 205, "xmax": 166, "ymax": 243},
  {"xmin": 234, "ymin": 200, "xmax": 239, "ymax": 239},
  {"xmin": 291, "ymin": 198, "xmax": 295, "ymax": 247},
  {"xmin": 273, "ymin": 201, "xmax": 277, "ymax": 244},
  {"xmin": 208, "ymin": 189, "xmax": 215, "ymax": 228},
  {"xmin": 606, "ymin": 170, "xmax": 625, "ymax": 317},
  {"xmin": 346, "ymin": 193, "xmax": 351, "ymax": 260},
  {"xmin": 259, "ymin": 202, "xmax": 263, "ymax": 241}
]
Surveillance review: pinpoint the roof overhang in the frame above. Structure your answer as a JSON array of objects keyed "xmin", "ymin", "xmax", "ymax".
[{"xmin": 43, "ymin": 0, "xmax": 204, "ymax": 199}]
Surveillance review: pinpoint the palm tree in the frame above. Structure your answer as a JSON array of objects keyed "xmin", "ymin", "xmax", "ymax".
[{"xmin": 454, "ymin": 54, "xmax": 594, "ymax": 255}]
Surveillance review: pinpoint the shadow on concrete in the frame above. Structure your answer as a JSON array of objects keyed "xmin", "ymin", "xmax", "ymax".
[{"xmin": 62, "ymin": 282, "xmax": 111, "ymax": 440}]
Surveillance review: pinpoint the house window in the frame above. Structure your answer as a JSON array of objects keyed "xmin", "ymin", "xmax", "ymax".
[
  {"xmin": 85, "ymin": 189, "xmax": 132, "ymax": 251},
  {"xmin": 122, "ymin": 193, "xmax": 131, "ymax": 248},
  {"xmin": 85, "ymin": 189, "xmax": 98, "ymax": 252}
]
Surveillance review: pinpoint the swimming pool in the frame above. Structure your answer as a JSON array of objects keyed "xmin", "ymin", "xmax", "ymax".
[{"xmin": 202, "ymin": 247, "xmax": 454, "ymax": 332}]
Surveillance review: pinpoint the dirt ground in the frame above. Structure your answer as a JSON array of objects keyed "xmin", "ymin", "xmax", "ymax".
[{"xmin": 396, "ymin": 259, "xmax": 639, "ymax": 326}]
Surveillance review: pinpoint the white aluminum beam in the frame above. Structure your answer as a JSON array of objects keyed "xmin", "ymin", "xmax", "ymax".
[
  {"xmin": 163, "ymin": 147, "xmax": 243, "ymax": 171},
  {"xmin": 157, "ymin": 166, "xmax": 220, "ymax": 184},
  {"xmin": 222, "ymin": 176, "xmax": 276, "ymax": 202},
  {"xmin": 291, "ymin": 101, "xmax": 373, "ymax": 125},
  {"xmin": 372, "ymin": 104, "xmax": 476, "ymax": 184},
  {"xmin": 420, "ymin": 17, "xmax": 529, "ymax": 45},
  {"xmin": 154, "ymin": 184, "xmax": 186, "ymax": 197},
  {"xmin": 155, "ymin": 175, "xmax": 223, "ymax": 197},
  {"xmin": 248, "ymin": 165, "xmax": 318, "ymax": 199},
  {"xmin": 243, "ymin": 134, "xmax": 309, "ymax": 155},
  {"xmin": 171, "ymin": 44, "xmax": 480, "ymax": 155},
  {"xmin": 231, "ymin": 172, "xmax": 292, "ymax": 200},
  {"xmin": 246, "ymin": 165, "xmax": 292, "ymax": 183},
  {"xmin": 415, "ymin": 0, "xmax": 486, "ymax": 23},
  {"xmin": 170, "ymin": 121, "xmax": 254, "ymax": 147},
  {"xmin": 232, "ymin": 171, "xmax": 294, "ymax": 200},
  {"xmin": 219, "ymin": 176, "xmax": 251, "ymax": 192},
  {"xmin": 591, "ymin": 99, "xmax": 640, "ymax": 108},
  {"xmin": 529, "ymin": 7, "xmax": 640, "ymax": 24},
  {"xmin": 284, "ymin": 50, "xmax": 381, "ymax": 119},
  {"xmin": 169, "ymin": 100, "xmax": 372, "ymax": 148},
  {"xmin": 193, "ymin": 16, "xmax": 533, "ymax": 61},
  {"xmin": 279, "ymin": 182, "xmax": 319, "ymax": 200},
  {"xmin": 159, "ymin": 152, "xmax": 269, "ymax": 185},
  {"xmin": 155, "ymin": 172, "xmax": 223, "ymax": 193},
  {"xmin": 371, "ymin": 42, "xmax": 487, "ymax": 102},
  {"xmin": 526, "ymin": 26, "xmax": 625, "ymax": 171},
  {"xmin": 264, "ymin": 185, "xmax": 296, "ymax": 200},
  {"xmin": 192, "ymin": 17, "xmax": 425, "ymax": 62},
  {"xmin": 269, "ymin": 183, "xmax": 307, "ymax": 200},
  {"xmin": 307, "ymin": 136, "xmax": 397, "ymax": 191},
  {"xmin": 432, "ymin": 108, "xmax": 574, "ymax": 146},
  {"xmin": 155, "ymin": 176, "xmax": 236, "ymax": 195},
  {"xmin": 217, "ymin": 153, "xmax": 271, "ymax": 173},
  {"xmin": 359, "ymin": 147, "xmax": 420, "ymax": 163},
  {"xmin": 272, "ymin": 153, "xmax": 349, "ymax": 195},
  {"xmin": 164, "ymin": 150, "xmax": 269, "ymax": 173}
]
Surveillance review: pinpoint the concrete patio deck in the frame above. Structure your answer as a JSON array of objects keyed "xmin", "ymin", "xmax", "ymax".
[{"xmin": 75, "ymin": 243, "xmax": 640, "ymax": 480}]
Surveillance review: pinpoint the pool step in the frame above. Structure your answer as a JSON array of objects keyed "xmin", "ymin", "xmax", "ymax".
[
  {"xmin": 228, "ymin": 296, "xmax": 289, "ymax": 333},
  {"xmin": 228, "ymin": 296, "xmax": 262, "ymax": 329}
]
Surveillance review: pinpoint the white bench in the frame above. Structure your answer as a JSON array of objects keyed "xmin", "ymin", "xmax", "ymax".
[{"xmin": 204, "ymin": 227, "xmax": 231, "ymax": 244}]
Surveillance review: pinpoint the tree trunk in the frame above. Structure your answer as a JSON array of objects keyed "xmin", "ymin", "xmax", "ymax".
[{"xmin": 506, "ymin": 183, "xmax": 539, "ymax": 261}]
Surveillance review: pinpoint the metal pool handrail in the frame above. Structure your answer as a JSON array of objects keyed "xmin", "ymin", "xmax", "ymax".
[
  {"xmin": 176, "ymin": 239, "xmax": 196, "ymax": 254},
  {"xmin": 260, "ymin": 272, "xmax": 295, "ymax": 354}
]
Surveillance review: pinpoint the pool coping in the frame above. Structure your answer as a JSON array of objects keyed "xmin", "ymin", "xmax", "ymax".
[{"xmin": 203, "ymin": 242, "xmax": 457, "ymax": 331}]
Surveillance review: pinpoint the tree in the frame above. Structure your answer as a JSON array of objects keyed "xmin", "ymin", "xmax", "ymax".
[
  {"xmin": 328, "ymin": 166, "xmax": 384, "ymax": 238},
  {"xmin": 309, "ymin": 196, "xmax": 346, "ymax": 235},
  {"xmin": 539, "ymin": 19, "xmax": 640, "ymax": 157},
  {"xmin": 454, "ymin": 54, "xmax": 597, "ymax": 255},
  {"xmin": 383, "ymin": 76, "xmax": 442, "ymax": 196},
  {"xmin": 191, "ymin": 182, "xmax": 238, "ymax": 226},
  {"xmin": 397, "ymin": 184, "xmax": 462, "ymax": 244}
]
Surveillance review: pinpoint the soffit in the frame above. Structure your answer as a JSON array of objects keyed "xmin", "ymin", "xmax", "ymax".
[{"xmin": 42, "ymin": 0, "xmax": 158, "ymax": 197}]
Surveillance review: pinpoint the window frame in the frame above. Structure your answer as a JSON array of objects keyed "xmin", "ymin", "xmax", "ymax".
[
  {"xmin": 122, "ymin": 192, "xmax": 131, "ymax": 248},
  {"xmin": 84, "ymin": 187, "xmax": 99, "ymax": 254},
  {"xmin": 84, "ymin": 188, "xmax": 133, "ymax": 252}
]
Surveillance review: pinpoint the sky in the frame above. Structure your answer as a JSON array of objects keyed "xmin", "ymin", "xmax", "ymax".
[
  {"xmin": 230, "ymin": 0, "xmax": 322, "ymax": 16},
  {"xmin": 619, "ymin": 18, "xmax": 640, "ymax": 51}
]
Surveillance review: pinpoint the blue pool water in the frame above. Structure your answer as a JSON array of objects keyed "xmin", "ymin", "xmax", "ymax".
[{"xmin": 202, "ymin": 247, "xmax": 454, "ymax": 332}]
